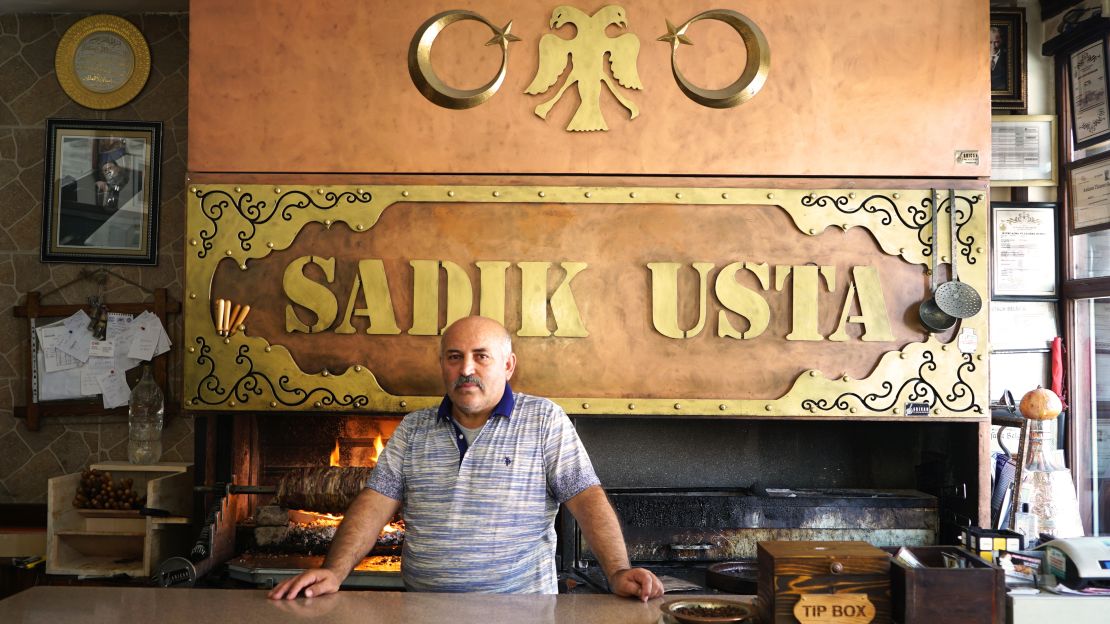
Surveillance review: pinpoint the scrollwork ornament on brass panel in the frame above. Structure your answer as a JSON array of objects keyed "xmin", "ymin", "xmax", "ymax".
[
  {"xmin": 658, "ymin": 10, "xmax": 769, "ymax": 108},
  {"xmin": 409, "ymin": 11, "xmax": 520, "ymax": 109},
  {"xmin": 803, "ymin": 192, "xmax": 935, "ymax": 258},
  {"xmin": 952, "ymin": 192, "xmax": 980, "ymax": 265},
  {"xmin": 189, "ymin": 337, "xmax": 372, "ymax": 408},
  {"xmin": 800, "ymin": 351, "xmax": 978, "ymax": 415},
  {"xmin": 194, "ymin": 187, "xmax": 373, "ymax": 258}
]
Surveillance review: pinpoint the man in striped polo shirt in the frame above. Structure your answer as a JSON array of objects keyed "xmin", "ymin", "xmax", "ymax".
[{"xmin": 270, "ymin": 315, "xmax": 663, "ymax": 600}]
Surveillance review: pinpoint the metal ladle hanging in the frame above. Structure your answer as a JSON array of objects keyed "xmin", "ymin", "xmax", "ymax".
[
  {"xmin": 934, "ymin": 189, "xmax": 982, "ymax": 319},
  {"xmin": 918, "ymin": 189, "xmax": 956, "ymax": 332}
]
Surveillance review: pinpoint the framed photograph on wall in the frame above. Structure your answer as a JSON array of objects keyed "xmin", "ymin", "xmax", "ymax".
[
  {"xmin": 40, "ymin": 118, "xmax": 162, "ymax": 265},
  {"xmin": 1069, "ymin": 38, "xmax": 1110, "ymax": 149},
  {"xmin": 991, "ymin": 8, "xmax": 1028, "ymax": 110},
  {"xmin": 991, "ymin": 115, "xmax": 1057, "ymax": 186},
  {"xmin": 991, "ymin": 203, "xmax": 1058, "ymax": 298},
  {"xmin": 1068, "ymin": 150, "xmax": 1110, "ymax": 233}
]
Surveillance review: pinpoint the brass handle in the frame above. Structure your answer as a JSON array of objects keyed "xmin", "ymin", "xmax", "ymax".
[{"xmin": 830, "ymin": 561, "xmax": 844, "ymax": 574}]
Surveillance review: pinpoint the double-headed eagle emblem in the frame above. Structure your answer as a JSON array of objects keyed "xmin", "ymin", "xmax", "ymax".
[{"xmin": 525, "ymin": 5, "xmax": 642, "ymax": 131}]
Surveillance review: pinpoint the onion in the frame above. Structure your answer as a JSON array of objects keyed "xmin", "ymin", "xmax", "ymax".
[{"xmin": 1018, "ymin": 386, "xmax": 1062, "ymax": 421}]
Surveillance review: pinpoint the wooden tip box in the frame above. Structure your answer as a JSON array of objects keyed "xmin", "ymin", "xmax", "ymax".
[
  {"xmin": 758, "ymin": 540, "xmax": 892, "ymax": 624},
  {"xmin": 888, "ymin": 546, "xmax": 1004, "ymax": 624}
]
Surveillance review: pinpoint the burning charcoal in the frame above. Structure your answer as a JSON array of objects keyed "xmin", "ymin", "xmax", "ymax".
[{"xmin": 255, "ymin": 505, "xmax": 290, "ymax": 527}]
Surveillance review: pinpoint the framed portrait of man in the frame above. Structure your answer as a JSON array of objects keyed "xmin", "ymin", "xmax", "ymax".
[
  {"xmin": 991, "ymin": 8, "xmax": 1028, "ymax": 111},
  {"xmin": 40, "ymin": 119, "xmax": 162, "ymax": 265}
]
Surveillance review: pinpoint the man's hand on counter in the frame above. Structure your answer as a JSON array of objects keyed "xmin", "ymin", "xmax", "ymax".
[
  {"xmin": 268, "ymin": 568, "xmax": 341, "ymax": 600},
  {"xmin": 608, "ymin": 567, "xmax": 664, "ymax": 602}
]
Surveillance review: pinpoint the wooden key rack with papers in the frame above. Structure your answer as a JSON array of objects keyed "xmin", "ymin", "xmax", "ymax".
[{"xmin": 13, "ymin": 288, "xmax": 180, "ymax": 431}]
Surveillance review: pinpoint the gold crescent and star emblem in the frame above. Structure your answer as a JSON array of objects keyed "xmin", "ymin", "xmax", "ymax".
[
  {"xmin": 405, "ymin": 6, "xmax": 770, "ymax": 125},
  {"xmin": 408, "ymin": 10, "xmax": 520, "ymax": 110},
  {"xmin": 657, "ymin": 9, "xmax": 770, "ymax": 109}
]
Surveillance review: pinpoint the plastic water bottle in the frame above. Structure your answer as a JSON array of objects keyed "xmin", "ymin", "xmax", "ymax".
[{"xmin": 128, "ymin": 365, "xmax": 164, "ymax": 464}]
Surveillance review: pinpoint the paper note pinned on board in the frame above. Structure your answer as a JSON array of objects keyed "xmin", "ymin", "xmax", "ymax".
[{"xmin": 97, "ymin": 367, "xmax": 131, "ymax": 409}]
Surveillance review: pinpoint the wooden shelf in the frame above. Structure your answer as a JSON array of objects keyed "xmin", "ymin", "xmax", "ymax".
[{"xmin": 47, "ymin": 463, "xmax": 194, "ymax": 578}]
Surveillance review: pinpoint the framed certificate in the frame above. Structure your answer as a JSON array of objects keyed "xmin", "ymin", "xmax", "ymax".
[
  {"xmin": 989, "ymin": 300, "xmax": 1059, "ymax": 350},
  {"xmin": 1068, "ymin": 150, "xmax": 1110, "ymax": 232},
  {"xmin": 991, "ymin": 115, "xmax": 1057, "ymax": 186},
  {"xmin": 991, "ymin": 203, "xmax": 1057, "ymax": 298},
  {"xmin": 1069, "ymin": 39, "xmax": 1110, "ymax": 149}
]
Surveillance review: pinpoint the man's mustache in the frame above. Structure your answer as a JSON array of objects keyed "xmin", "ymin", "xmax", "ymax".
[{"xmin": 454, "ymin": 375, "xmax": 484, "ymax": 389}]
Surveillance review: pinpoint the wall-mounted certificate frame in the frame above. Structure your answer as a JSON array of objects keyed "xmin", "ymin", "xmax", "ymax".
[
  {"xmin": 1069, "ymin": 38, "xmax": 1110, "ymax": 149},
  {"xmin": 989, "ymin": 300, "xmax": 1060, "ymax": 350},
  {"xmin": 991, "ymin": 202, "xmax": 1058, "ymax": 298},
  {"xmin": 991, "ymin": 115, "xmax": 1058, "ymax": 186},
  {"xmin": 1068, "ymin": 150, "xmax": 1110, "ymax": 233}
]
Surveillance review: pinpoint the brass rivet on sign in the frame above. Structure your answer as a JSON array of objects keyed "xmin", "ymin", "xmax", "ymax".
[
  {"xmin": 189, "ymin": 293, "xmax": 196, "ymax": 299},
  {"xmin": 274, "ymin": 187, "xmax": 281, "ymax": 193},
  {"xmin": 585, "ymin": 191, "xmax": 593, "ymax": 198},
  {"xmin": 765, "ymin": 404, "xmax": 773, "ymax": 411},
  {"xmin": 264, "ymin": 346, "xmax": 272, "ymax": 353},
  {"xmin": 234, "ymin": 186, "xmax": 242, "ymax": 193},
  {"xmin": 400, "ymin": 401, "xmax": 408, "ymax": 408},
  {"xmin": 675, "ymin": 192, "xmax": 683, "ymax": 199},
  {"xmin": 674, "ymin": 403, "xmax": 682, "ymax": 410},
  {"xmin": 354, "ymin": 365, "xmax": 362, "ymax": 372},
  {"xmin": 721, "ymin": 192, "xmax": 729, "ymax": 200},
  {"xmin": 229, "ymin": 401, "xmax": 237, "ymax": 407},
  {"xmin": 270, "ymin": 402, "xmax": 277, "ymax": 408},
  {"xmin": 582, "ymin": 403, "xmax": 590, "ymax": 409},
  {"xmin": 893, "ymin": 192, "xmax": 901, "ymax": 199},
  {"xmin": 447, "ymin": 190, "xmax": 455, "ymax": 197},
  {"xmin": 627, "ymin": 403, "xmax": 635, "ymax": 410},
  {"xmin": 719, "ymin": 404, "xmax": 727, "ymax": 410},
  {"xmin": 401, "ymin": 190, "xmax": 409, "ymax": 197},
  {"xmin": 314, "ymin": 401, "xmax": 322, "ymax": 408},
  {"xmin": 767, "ymin": 193, "xmax": 775, "ymax": 199},
  {"xmin": 538, "ymin": 191, "xmax": 546, "ymax": 197}
]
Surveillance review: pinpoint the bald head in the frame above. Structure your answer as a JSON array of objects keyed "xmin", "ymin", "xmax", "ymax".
[{"xmin": 441, "ymin": 316, "xmax": 512, "ymax": 357}]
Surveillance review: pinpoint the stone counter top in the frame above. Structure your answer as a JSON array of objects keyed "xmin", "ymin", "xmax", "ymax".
[{"xmin": 0, "ymin": 586, "xmax": 746, "ymax": 623}]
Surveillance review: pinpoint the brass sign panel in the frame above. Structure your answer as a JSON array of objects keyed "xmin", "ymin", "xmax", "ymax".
[{"xmin": 184, "ymin": 184, "xmax": 987, "ymax": 418}]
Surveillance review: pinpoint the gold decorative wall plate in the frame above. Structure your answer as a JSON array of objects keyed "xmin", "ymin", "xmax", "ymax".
[{"xmin": 55, "ymin": 15, "xmax": 151, "ymax": 110}]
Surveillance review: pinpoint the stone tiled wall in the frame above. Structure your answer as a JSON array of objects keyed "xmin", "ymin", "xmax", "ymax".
[{"xmin": 0, "ymin": 13, "xmax": 190, "ymax": 503}]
